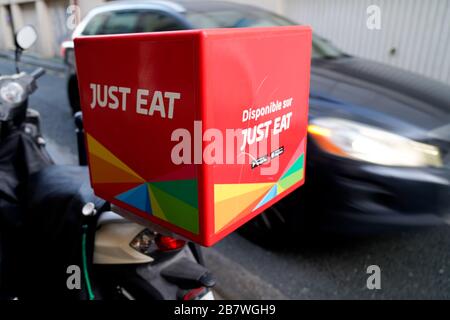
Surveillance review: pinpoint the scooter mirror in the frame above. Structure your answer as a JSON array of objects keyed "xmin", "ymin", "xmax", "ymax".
[{"xmin": 15, "ymin": 25, "xmax": 37, "ymax": 50}]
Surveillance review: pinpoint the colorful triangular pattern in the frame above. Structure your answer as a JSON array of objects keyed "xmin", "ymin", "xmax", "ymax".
[
  {"xmin": 87, "ymin": 132, "xmax": 303, "ymax": 236},
  {"xmin": 87, "ymin": 134, "xmax": 144, "ymax": 184},
  {"xmin": 148, "ymin": 182, "xmax": 199, "ymax": 234},
  {"xmin": 116, "ymin": 184, "xmax": 152, "ymax": 214},
  {"xmin": 87, "ymin": 134, "xmax": 199, "ymax": 235},
  {"xmin": 254, "ymin": 184, "xmax": 278, "ymax": 211},
  {"xmin": 214, "ymin": 182, "xmax": 275, "ymax": 232},
  {"xmin": 115, "ymin": 180, "xmax": 199, "ymax": 235},
  {"xmin": 214, "ymin": 153, "xmax": 305, "ymax": 233}
]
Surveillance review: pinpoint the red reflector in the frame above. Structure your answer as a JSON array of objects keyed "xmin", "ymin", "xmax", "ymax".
[
  {"xmin": 183, "ymin": 287, "xmax": 207, "ymax": 301},
  {"xmin": 155, "ymin": 235, "xmax": 186, "ymax": 251}
]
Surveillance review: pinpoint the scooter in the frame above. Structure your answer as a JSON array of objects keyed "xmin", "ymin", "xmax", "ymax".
[{"xmin": 0, "ymin": 25, "xmax": 215, "ymax": 300}]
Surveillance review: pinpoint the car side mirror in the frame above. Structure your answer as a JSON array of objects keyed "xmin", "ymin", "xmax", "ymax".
[{"xmin": 15, "ymin": 25, "xmax": 38, "ymax": 51}]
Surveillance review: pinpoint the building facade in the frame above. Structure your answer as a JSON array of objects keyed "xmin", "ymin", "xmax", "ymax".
[
  {"xmin": 227, "ymin": 0, "xmax": 450, "ymax": 85},
  {"xmin": 0, "ymin": 0, "xmax": 103, "ymax": 57},
  {"xmin": 0, "ymin": 0, "xmax": 448, "ymax": 85}
]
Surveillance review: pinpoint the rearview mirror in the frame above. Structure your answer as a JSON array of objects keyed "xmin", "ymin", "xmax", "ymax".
[{"xmin": 15, "ymin": 25, "xmax": 37, "ymax": 51}]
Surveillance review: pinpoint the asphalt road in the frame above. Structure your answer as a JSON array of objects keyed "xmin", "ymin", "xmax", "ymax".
[{"xmin": 2, "ymin": 57, "xmax": 449, "ymax": 299}]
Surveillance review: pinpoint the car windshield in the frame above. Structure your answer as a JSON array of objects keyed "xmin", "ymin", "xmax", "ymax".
[{"xmin": 184, "ymin": 8, "xmax": 345, "ymax": 59}]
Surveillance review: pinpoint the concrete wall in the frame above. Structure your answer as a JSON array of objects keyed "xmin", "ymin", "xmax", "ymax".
[
  {"xmin": 48, "ymin": 0, "xmax": 71, "ymax": 55},
  {"xmin": 223, "ymin": 0, "xmax": 450, "ymax": 85},
  {"xmin": 1, "ymin": 0, "xmax": 449, "ymax": 85},
  {"xmin": 78, "ymin": 0, "xmax": 103, "ymax": 17},
  {"xmin": 0, "ymin": 0, "xmax": 104, "ymax": 57},
  {"xmin": 20, "ymin": 1, "xmax": 39, "ymax": 54},
  {"xmin": 0, "ymin": 5, "xmax": 14, "ymax": 49}
]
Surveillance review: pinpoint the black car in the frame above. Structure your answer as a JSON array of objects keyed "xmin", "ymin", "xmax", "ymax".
[{"xmin": 62, "ymin": 0, "xmax": 450, "ymax": 240}]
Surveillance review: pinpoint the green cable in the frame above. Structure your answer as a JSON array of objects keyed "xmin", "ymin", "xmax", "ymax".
[{"xmin": 82, "ymin": 224, "xmax": 95, "ymax": 300}]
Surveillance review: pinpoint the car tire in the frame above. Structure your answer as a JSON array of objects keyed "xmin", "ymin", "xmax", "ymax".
[{"xmin": 68, "ymin": 75, "xmax": 81, "ymax": 114}]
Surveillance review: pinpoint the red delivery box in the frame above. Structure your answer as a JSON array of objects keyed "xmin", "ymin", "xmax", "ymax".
[{"xmin": 74, "ymin": 26, "xmax": 312, "ymax": 246}]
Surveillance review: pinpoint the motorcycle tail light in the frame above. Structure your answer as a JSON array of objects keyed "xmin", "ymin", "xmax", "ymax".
[
  {"xmin": 182, "ymin": 287, "xmax": 208, "ymax": 301},
  {"xmin": 155, "ymin": 234, "xmax": 186, "ymax": 252}
]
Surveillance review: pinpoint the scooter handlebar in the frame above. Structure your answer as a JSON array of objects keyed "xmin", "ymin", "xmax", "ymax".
[{"xmin": 30, "ymin": 67, "xmax": 45, "ymax": 80}]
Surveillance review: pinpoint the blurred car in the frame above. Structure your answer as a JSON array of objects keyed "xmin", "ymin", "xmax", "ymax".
[{"xmin": 61, "ymin": 0, "xmax": 450, "ymax": 239}]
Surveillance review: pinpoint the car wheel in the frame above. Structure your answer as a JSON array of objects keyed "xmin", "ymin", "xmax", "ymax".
[{"xmin": 68, "ymin": 75, "xmax": 81, "ymax": 114}]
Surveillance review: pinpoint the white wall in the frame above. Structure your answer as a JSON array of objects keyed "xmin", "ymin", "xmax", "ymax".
[
  {"xmin": 78, "ymin": 0, "xmax": 104, "ymax": 17},
  {"xmin": 2, "ymin": 0, "xmax": 449, "ymax": 83},
  {"xmin": 224, "ymin": 0, "xmax": 450, "ymax": 85},
  {"xmin": 20, "ymin": 2, "xmax": 39, "ymax": 54},
  {"xmin": 48, "ymin": 0, "xmax": 71, "ymax": 55}
]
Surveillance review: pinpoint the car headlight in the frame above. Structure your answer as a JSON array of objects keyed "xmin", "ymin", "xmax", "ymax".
[
  {"xmin": 0, "ymin": 81, "xmax": 26, "ymax": 105},
  {"xmin": 308, "ymin": 118, "xmax": 442, "ymax": 167}
]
